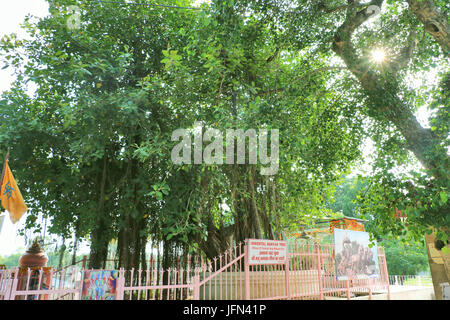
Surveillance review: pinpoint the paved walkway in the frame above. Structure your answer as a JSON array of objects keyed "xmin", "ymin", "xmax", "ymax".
[
  {"xmin": 389, "ymin": 285, "xmax": 432, "ymax": 292},
  {"xmin": 375, "ymin": 285, "xmax": 434, "ymax": 300},
  {"xmin": 324, "ymin": 286, "xmax": 435, "ymax": 300}
]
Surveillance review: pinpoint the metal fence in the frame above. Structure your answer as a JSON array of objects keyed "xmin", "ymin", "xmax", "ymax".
[
  {"xmin": 388, "ymin": 275, "xmax": 433, "ymax": 287},
  {"xmin": 0, "ymin": 239, "xmax": 391, "ymax": 300},
  {"xmin": 0, "ymin": 267, "xmax": 84, "ymax": 300}
]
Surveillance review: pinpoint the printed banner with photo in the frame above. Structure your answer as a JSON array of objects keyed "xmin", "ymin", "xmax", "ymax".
[
  {"xmin": 334, "ymin": 228, "xmax": 380, "ymax": 280},
  {"xmin": 81, "ymin": 270, "xmax": 118, "ymax": 300}
]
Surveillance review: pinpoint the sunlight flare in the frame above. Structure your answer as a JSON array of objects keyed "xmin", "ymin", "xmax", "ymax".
[{"xmin": 371, "ymin": 48, "xmax": 387, "ymax": 64}]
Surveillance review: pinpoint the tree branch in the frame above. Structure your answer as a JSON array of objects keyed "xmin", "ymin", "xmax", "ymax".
[
  {"xmin": 317, "ymin": 1, "xmax": 368, "ymax": 14},
  {"xmin": 406, "ymin": 0, "xmax": 450, "ymax": 54},
  {"xmin": 330, "ymin": 0, "xmax": 448, "ymax": 179},
  {"xmin": 318, "ymin": 3, "xmax": 349, "ymax": 14},
  {"xmin": 390, "ymin": 29, "xmax": 418, "ymax": 73},
  {"xmin": 332, "ymin": 0, "xmax": 384, "ymax": 80}
]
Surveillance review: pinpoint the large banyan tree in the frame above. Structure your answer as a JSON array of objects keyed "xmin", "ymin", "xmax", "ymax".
[{"xmin": 0, "ymin": 1, "xmax": 447, "ymax": 294}]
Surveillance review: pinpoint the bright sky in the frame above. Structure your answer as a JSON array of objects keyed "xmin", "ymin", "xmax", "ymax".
[
  {"xmin": 0, "ymin": 0, "xmax": 49, "ymax": 257},
  {"xmin": 0, "ymin": 0, "xmax": 435, "ymax": 258}
]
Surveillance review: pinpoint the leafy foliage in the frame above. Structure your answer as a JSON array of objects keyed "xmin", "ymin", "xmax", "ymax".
[{"xmin": 382, "ymin": 239, "xmax": 429, "ymax": 275}]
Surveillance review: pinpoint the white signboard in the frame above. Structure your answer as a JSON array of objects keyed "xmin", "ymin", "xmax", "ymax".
[{"xmin": 247, "ymin": 239, "xmax": 288, "ymax": 265}]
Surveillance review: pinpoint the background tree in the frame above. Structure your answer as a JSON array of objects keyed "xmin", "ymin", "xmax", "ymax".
[
  {"xmin": 326, "ymin": 176, "xmax": 368, "ymax": 217},
  {"xmin": 0, "ymin": 0, "xmax": 198, "ymax": 269},
  {"xmin": 382, "ymin": 239, "xmax": 429, "ymax": 275}
]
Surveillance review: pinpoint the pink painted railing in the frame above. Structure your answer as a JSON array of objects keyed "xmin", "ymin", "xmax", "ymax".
[
  {"xmin": 197, "ymin": 242, "xmax": 246, "ymax": 300},
  {"xmin": 116, "ymin": 242, "xmax": 247, "ymax": 300},
  {"xmin": 0, "ymin": 239, "xmax": 390, "ymax": 300},
  {"xmin": 0, "ymin": 268, "xmax": 11, "ymax": 300},
  {"xmin": 0, "ymin": 267, "xmax": 83, "ymax": 300},
  {"xmin": 117, "ymin": 266, "xmax": 196, "ymax": 300},
  {"xmin": 116, "ymin": 240, "xmax": 390, "ymax": 300}
]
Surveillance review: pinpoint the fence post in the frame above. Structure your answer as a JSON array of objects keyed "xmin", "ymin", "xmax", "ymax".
[
  {"xmin": 78, "ymin": 269, "xmax": 85, "ymax": 300},
  {"xmin": 8, "ymin": 268, "xmax": 19, "ymax": 300},
  {"xmin": 345, "ymin": 278, "xmax": 350, "ymax": 300},
  {"xmin": 380, "ymin": 248, "xmax": 390, "ymax": 300},
  {"xmin": 193, "ymin": 268, "xmax": 200, "ymax": 300},
  {"xmin": 315, "ymin": 244, "xmax": 323, "ymax": 300},
  {"xmin": 4, "ymin": 270, "xmax": 14, "ymax": 300},
  {"xmin": 244, "ymin": 240, "xmax": 250, "ymax": 300},
  {"xmin": 116, "ymin": 268, "xmax": 125, "ymax": 300},
  {"xmin": 285, "ymin": 253, "xmax": 290, "ymax": 299}
]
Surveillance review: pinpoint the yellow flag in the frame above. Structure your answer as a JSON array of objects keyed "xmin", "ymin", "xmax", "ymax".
[{"xmin": 1, "ymin": 160, "xmax": 27, "ymax": 224}]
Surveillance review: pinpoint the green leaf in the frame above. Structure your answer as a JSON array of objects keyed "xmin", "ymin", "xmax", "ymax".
[{"xmin": 440, "ymin": 191, "xmax": 447, "ymax": 204}]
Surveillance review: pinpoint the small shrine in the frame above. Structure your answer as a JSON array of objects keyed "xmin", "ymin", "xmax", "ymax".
[
  {"xmin": 19, "ymin": 238, "xmax": 48, "ymax": 268},
  {"xmin": 14, "ymin": 238, "xmax": 53, "ymax": 300}
]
